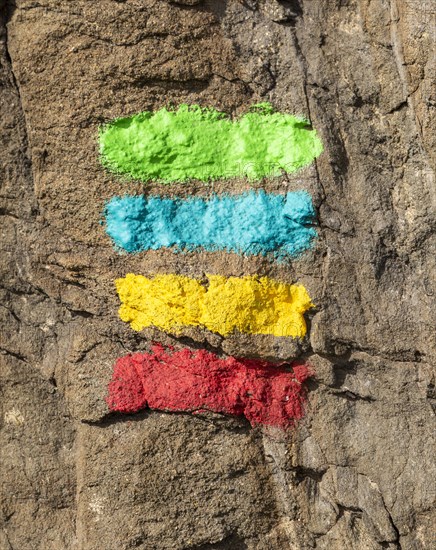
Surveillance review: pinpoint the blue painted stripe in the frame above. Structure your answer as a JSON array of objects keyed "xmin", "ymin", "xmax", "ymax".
[{"xmin": 104, "ymin": 190, "xmax": 317, "ymax": 260}]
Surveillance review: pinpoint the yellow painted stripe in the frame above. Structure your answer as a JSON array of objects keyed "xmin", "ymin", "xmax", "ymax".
[{"xmin": 116, "ymin": 273, "xmax": 314, "ymax": 338}]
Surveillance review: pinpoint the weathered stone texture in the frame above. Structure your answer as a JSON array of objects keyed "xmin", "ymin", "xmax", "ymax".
[{"xmin": 1, "ymin": 0, "xmax": 434, "ymax": 548}]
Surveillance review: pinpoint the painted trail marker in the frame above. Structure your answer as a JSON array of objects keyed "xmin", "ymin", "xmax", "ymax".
[
  {"xmin": 104, "ymin": 190, "xmax": 317, "ymax": 259},
  {"xmin": 99, "ymin": 103, "xmax": 323, "ymax": 183},
  {"xmin": 99, "ymin": 102, "xmax": 322, "ymax": 428},
  {"xmin": 106, "ymin": 345, "xmax": 312, "ymax": 428},
  {"xmin": 115, "ymin": 273, "xmax": 314, "ymax": 338}
]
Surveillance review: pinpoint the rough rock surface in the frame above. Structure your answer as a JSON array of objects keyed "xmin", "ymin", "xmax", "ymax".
[{"xmin": 0, "ymin": 0, "xmax": 435, "ymax": 549}]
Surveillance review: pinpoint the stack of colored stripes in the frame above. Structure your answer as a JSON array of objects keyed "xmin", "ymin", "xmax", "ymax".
[{"xmin": 99, "ymin": 103, "xmax": 323, "ymax": 428}]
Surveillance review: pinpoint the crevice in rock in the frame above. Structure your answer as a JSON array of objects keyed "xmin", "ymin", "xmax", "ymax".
[
  {"xmin": 1, "ymin": 528, "xmax": 14, "ymax": 550},
  {"xmin": 331, "ymin": 389, "xmax": 376, "ymax": 403},
  {"xmin": 1, "ymin": 1, "xmax": 35, "ymax": 197},
  {"xmin": 389, "ymin": 0, "xmax": 422, "ymax": 159},
  {"xmin": 290, "ymin": 465, "xmax": 327, "ymax": 484},
  {"xmin": 212, "ymin": 71, "xmax": 254, "ymax": 96},
  {"xmin": 0, "ymin": 302, "xmax": 21, "ymax": 324},
  {"xmin": 337, "ymin": 503, "xmax": 364, "ymax": 519},
  {"xmin": 426, "ymin": 382, "xmax": 436, "ymax": 413},
  {"xmin": 316, "ymin": 341, "xmax": 426, "ymax": 364},
  {"xmin": 68, "ymin": 308, "xmax": 95, "ymax": 319},
  {"xmin": 0, "ymin": 207, "xmax": 20, "ymax": 220},
  {"xmin": 378, "ymin": 483, "xmax": 402, "ymax": 549},
  {"xmin": 0, "ymin": 347, "xmax": 29, "ymax": 364},
  {"xmin": 82, "ymin": 408, "xmax": 252, "ymax": 433},
  {"xmin": 288, "ymin": 16, "xmax": 326, "ymax": 203},
  {"xmin": 386, "ymin": 100, "xmax": 408, "ymax": 115}
]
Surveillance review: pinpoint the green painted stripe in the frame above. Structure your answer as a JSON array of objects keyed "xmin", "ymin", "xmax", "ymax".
[{"xmin": 99, "ymin": 103, "xmax": 323, "ymax": 183}]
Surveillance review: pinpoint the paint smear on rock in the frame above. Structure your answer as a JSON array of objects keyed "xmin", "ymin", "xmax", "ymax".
[
  {"xmin": 106, "ymin": 345, "xmax": 312, "ymax": 428},
  {"xmin": 104, "ymin": 190, "xmax": 317, "ymax": 260},
  {"xmin": 99, "ymin": 103, "xmax": 323, "ymax": 183},
  {"xmin": 116, "ymin": 273, "xmax": 314, "ymax": 338}
]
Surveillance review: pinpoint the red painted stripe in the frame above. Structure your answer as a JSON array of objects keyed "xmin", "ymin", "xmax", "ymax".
[{"xmin": 106, "ymin": 345, "xmax": 312, "ymax": 428}]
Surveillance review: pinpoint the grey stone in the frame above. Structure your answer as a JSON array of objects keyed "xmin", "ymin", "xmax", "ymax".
[{"xmin": 1, "ymin": 0, "xmax": 435, "ymax": 548}]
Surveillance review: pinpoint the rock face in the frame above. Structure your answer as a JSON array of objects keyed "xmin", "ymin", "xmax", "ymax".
[{"xmin": 0, "ymin": 0, "xmax": 434, "ymax": 549}]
